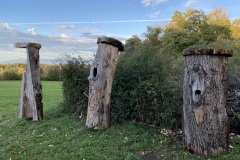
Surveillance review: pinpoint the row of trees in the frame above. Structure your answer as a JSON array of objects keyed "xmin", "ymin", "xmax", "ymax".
[{"xmin": 0, "ymin": 63, "xmax": 61, "ymax": 81}]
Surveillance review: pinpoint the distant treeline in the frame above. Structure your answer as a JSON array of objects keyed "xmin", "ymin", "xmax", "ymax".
[{"xmin": 0, "ymin": 63, "xmax": 61, "ymax": 81}]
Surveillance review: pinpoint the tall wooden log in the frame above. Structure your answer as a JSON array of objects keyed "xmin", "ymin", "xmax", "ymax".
[
  {"xmin": 15, "ymin": 42, "xmax": 43, "ymax": 121},
  {"xmin": 86, "ymin": 37, "xmax": 124, "ymax": 129},
  {"xmin": 183, "ymin": 49, "xmax": 233, "ymax": 156}
]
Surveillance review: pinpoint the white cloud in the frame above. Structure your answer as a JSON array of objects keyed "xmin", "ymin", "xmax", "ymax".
[
  {"xmin": 27, "ymin": 28, "xmax": 36, "ymax": 35},
  {"xmin": 141, "ymin": 0, "xmax": 167, "ymax": 6},
  {"xmin": 185, "ymin": 0, "xmax": 197, "ymax": 7},
  {"xmin": 147, "ymin": 11, "xmax": 161, "ymax": 19},
  {"xmin": 2, "ymin": 23, "xmax": 14, "ymax": 30},
  {"xmin": 56, "ymin": 25, "xmax": 75, "ymax": 29},
  {"xmin": 0, "ymin": 23, "xmax": 14, "ymax": 32},
  {"xmin": 60, "ymin": 33, "xmax": 70, "ymax": 39},
  {"xmin": 0, "ymin": 23, "xmax": 129, "ymax": 63}
]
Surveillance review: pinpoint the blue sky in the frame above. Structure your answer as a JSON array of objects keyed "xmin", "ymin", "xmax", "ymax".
[{"xmin": 0, "ymin": 0, "xmax": 240, "ymax": 63}]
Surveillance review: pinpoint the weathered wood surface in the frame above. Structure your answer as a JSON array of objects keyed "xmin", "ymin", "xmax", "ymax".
[
  {"xmin": 15, "ymin": 42, "xmax": 43, "ymax": 121},
  {"xmin": 183, "ymin": 49, "xmax": 232, "ymax": 156},
  {"xmin": 183, "ymin": 49, "xmax": 233, "ymax": 57},
  {"xmin": 86, "ymin": 37, "xmax": 124, "ymax": 129},
  {"xmin": 19, "ymin": 72, "xmax": 32, "ymax": 118}
]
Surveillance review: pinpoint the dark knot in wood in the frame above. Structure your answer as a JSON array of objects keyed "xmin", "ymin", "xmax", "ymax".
[{"xmin": 35, "ymin": 93, "xmax": 43, "ymax": 111}]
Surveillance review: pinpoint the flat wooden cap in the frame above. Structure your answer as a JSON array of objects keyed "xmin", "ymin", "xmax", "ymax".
[
  {"xmin": 97, "ymin": 37, "xmax": 124, "ymax": 51},
  {"xmin": 14, "ymin": 42, "xmax": 41, "ymax": 49},
  {"xmin": 183, "ymin": 49, "xmax": 233, "ymax": 57}
]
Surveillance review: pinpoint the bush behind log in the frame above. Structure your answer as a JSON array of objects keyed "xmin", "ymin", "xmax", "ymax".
[
  {"xmin": 61, "ymin": 58, "xmax": 90, "ymax": 116},
  {"xmin": 111, "ymin": 43, "xmax": 183, "ymax": 129}
]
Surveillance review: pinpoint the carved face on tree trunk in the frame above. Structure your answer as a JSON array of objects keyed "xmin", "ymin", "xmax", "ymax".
[{"xmin": 189, "ymin": 64, "xmax": 205, "ymax": 108}]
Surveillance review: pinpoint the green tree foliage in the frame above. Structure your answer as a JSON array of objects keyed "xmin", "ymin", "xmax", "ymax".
[
  {"xmin": 231, "ymin": 18, "xmax": 240, "ymax": 39},
  {"xmin": 167, "ymin": 9, "xmax": 208, "ymax": 32},
  {"xmin": 124, "ymin": 35, "xmax": 142, "ymax": 53},
  {"xmin": 206, "ymin": 8, "xmax": 232, "ymax": 40},
  {"xmin": 144, "ymin": 26, "xmax": 163, "ymax": 46},
  {"xmin": 163, "ymin": 9, "xmax": 232, "ymax": 54},
  {"xmin": 207, "ymin": 7, "xmax": 231, "ymax": 27}
]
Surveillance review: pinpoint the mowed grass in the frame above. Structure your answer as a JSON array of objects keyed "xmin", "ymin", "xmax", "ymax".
[
  {"xmin": 0, "ymin": 81, "xmax": 169, "ymax": 160},
  {"xmin": 1, "ymin": 81, "xmax": 240, "ymax": 160}
]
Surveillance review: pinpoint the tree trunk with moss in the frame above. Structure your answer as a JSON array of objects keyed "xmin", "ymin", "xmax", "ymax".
[
  {"xmin": 15, "ymin": 42, "xmax": 43, "ymax": 121},
  {"xmin": 86, "ymin": 37, "xmax": 124, "ymax": 129},
  {"xmin": 183, "ymin": 49, "xmax": 232, "ymax": 156}
]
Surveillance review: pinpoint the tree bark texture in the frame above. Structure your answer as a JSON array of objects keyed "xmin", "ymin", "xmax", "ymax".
[
  {"xmin": 86, "ymin": 37, "xmax": 124, "ymax": 129},
  {"xmin": 15, "ymin": 42, "xmax": 43, "ymax": 121},
  {"xmin": 183, "ymin": 49, "xmax": 233, "ymax": 156}
]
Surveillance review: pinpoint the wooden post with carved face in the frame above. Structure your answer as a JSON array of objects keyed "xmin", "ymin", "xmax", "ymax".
[
  {"xmin": 183, "ymin": 49, "xmax": 232, "ymax": 156},
  {"xmin": 15, "ymin": 42, "xmax": 43, "ymax": 121},
  {"xmin": 86, "ymin": 37, "xmax": 124, "ymax": 129}
]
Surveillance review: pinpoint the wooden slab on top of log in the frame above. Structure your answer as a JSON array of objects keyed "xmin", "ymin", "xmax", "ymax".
[
  {"xmin": 183, "ymin": 48, "xmax": 232, "ymax": 157},
  {"xmin": 86, "ymin": 37, "xmax": 124, "ymax": 129},
  {"xmin": 97, "ymin": 37, "xmax": 124, "ymax": 51},
  {"xmin": 183, "ymin": 49, "xmax": 233, "ymax": 57},
  {"xmin": 14, "ymin": 42, "xmax": 41, "ymax": 49},
  {"xmin": 15, "ymin": 42, "xmax": 43, "ymax": 121}
]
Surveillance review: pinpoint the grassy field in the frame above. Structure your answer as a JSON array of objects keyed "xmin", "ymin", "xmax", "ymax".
[{"xmin": 0, "ymin": 81, "xmax": 240, "ymax": 160}]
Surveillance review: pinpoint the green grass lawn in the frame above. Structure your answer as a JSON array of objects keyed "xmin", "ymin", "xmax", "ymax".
[{"xmin": 0, "ymin": 81, "xmax": 240, "ymax": 160}]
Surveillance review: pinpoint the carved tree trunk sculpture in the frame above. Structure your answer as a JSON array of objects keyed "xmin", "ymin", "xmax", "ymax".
[
  {"xmin": 15, "ymin": 43, "xmax": 43, "ymax": 121},
  {"xmin": 86, "ymin": 37, "xmax": 124, "ymax": 129},
  {"xmin": 183, "ymin": 49, "xmax": 233, "ymax": 156}
]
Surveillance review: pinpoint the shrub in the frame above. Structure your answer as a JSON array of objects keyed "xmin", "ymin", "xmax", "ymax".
[
  {"xmin": 111, "ymin": 43, "xmax": 183, "ymax": 129},
  {"xmin": 61, "ymin": 57, "xmax": 90, "ymax": 116},
  {"xmin": 227, "ymin": 73, "xmax": 240, "ymax": 133}
]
